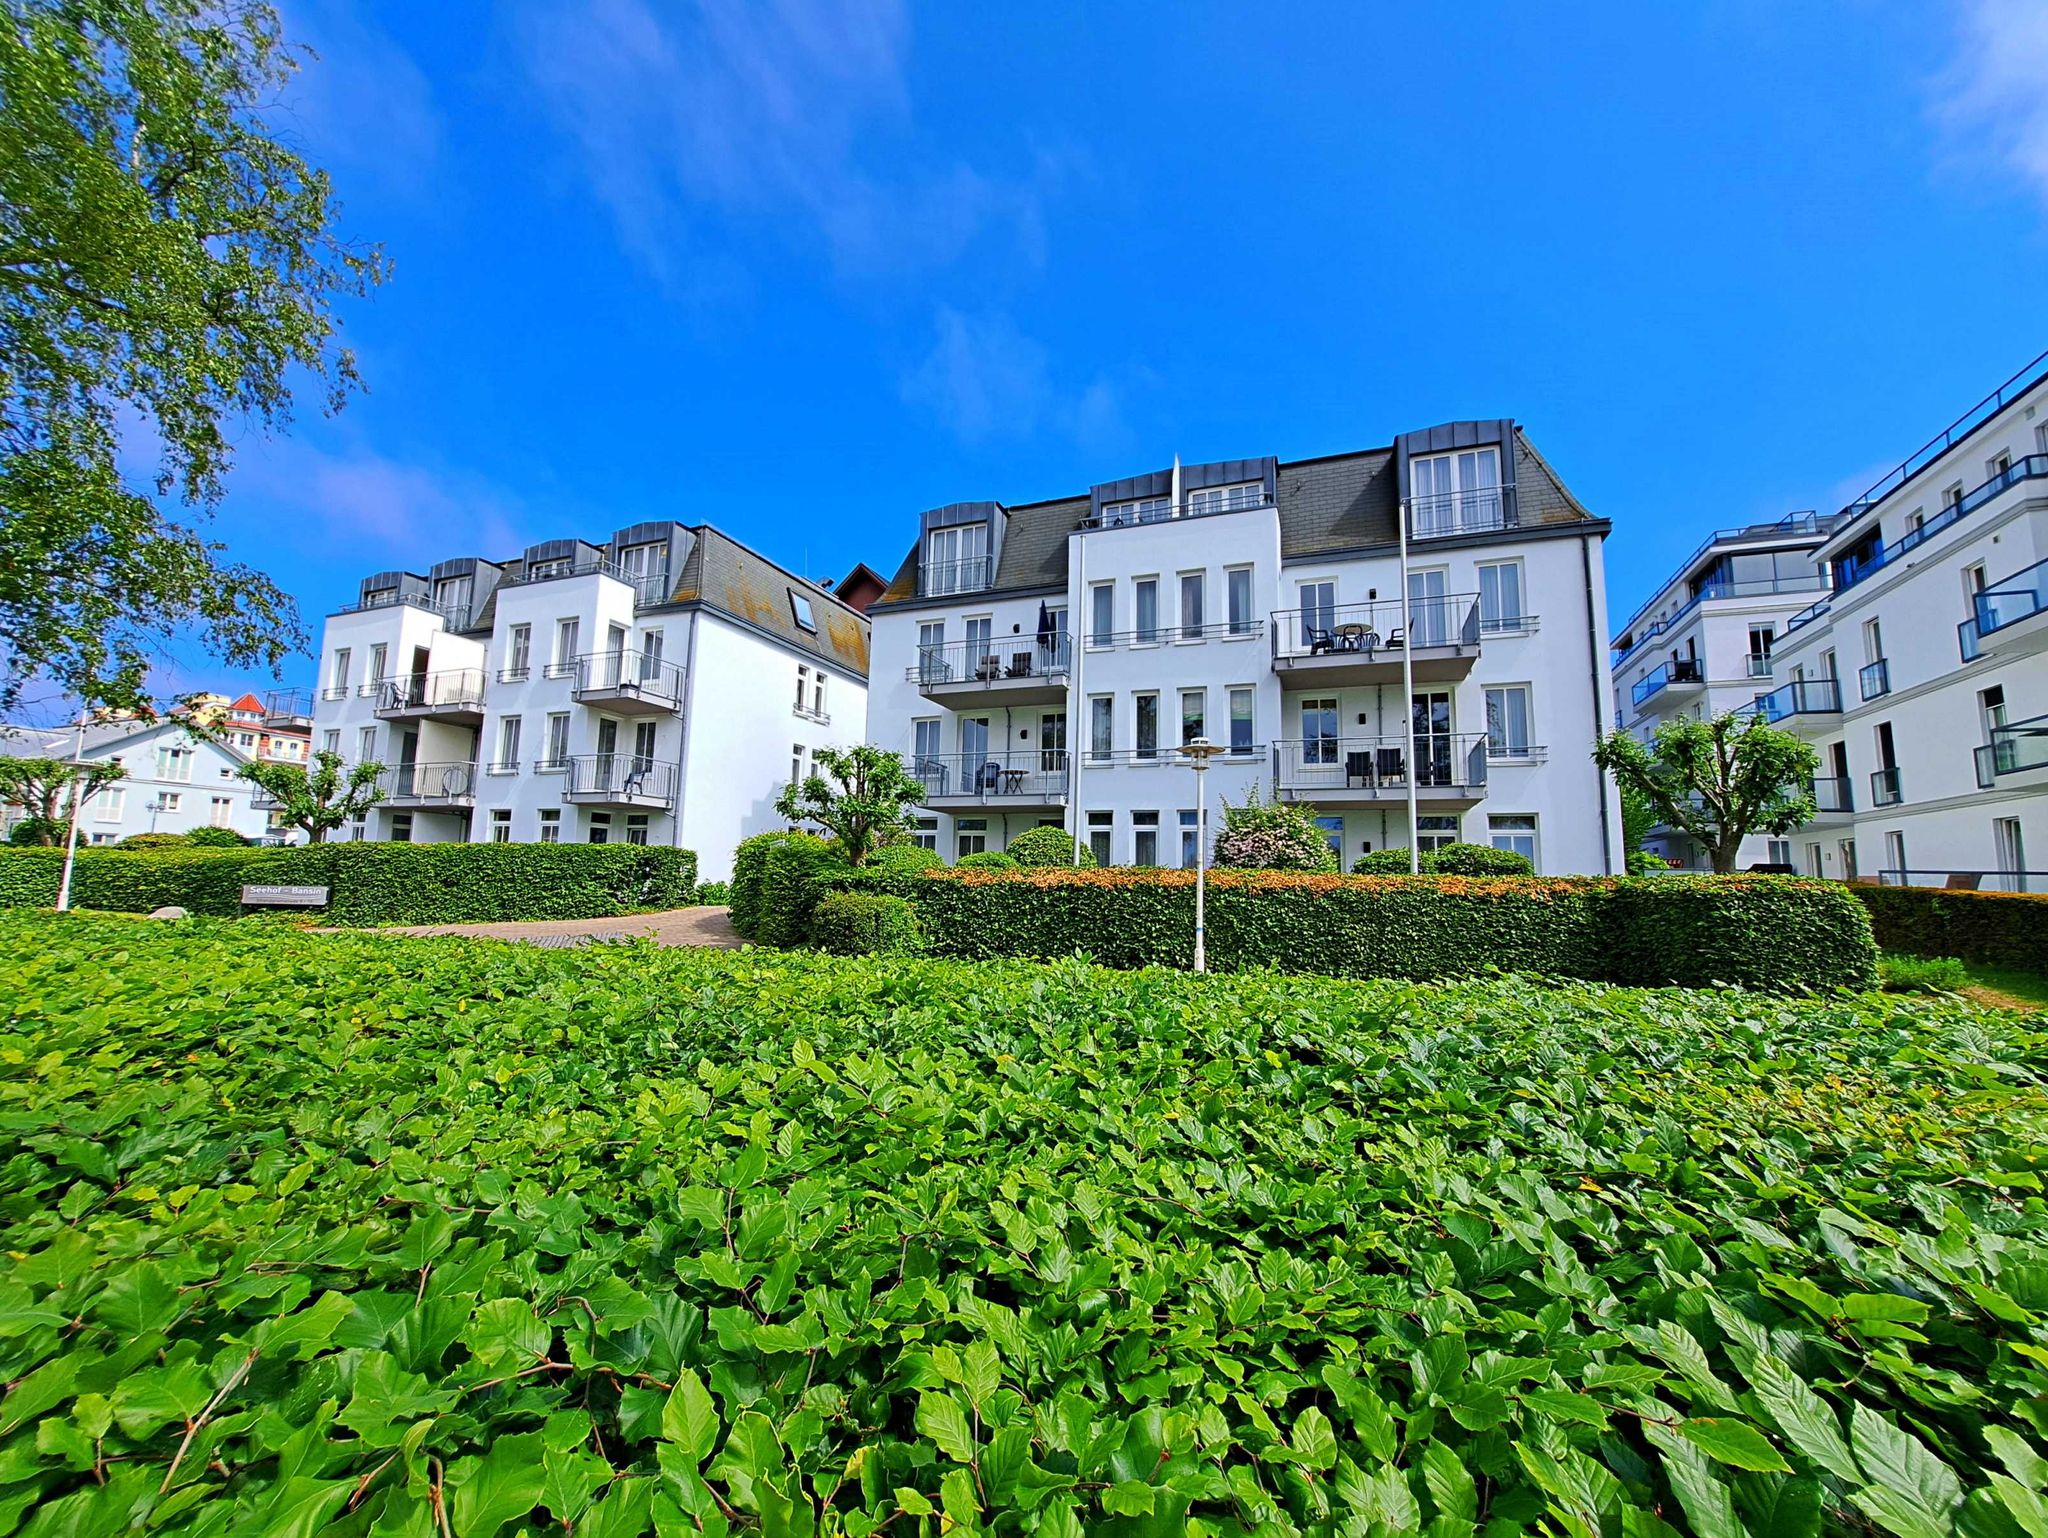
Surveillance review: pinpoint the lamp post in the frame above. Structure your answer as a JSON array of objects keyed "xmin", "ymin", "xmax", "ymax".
[
  {"xmin": 54, "ymin": 713, "xmax": 88, "ymax": 913},
  {"xmin": 1177, "ymin": 736, "xmax": 1225, "ymax": 973}
]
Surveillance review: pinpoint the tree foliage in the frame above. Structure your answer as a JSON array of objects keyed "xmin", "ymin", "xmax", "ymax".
[
  {"xmin": 773, "ymin": 745, "xmax": 925, "ymax": 866},
  {"xmin": 1212, "ymin": 783, "xmax": 1338, "ymax": 872},
  {"xmin": 1594, "ymin": 713, "xmax": 1819, "ymax": 875},
  {"xmin": 0, "ymin": 0, "xmax": 386, "ymax": 711},
  {"xmin": 236, "ymin": 748, "xmax": 381, "ymax": 843},
  {"xmin": 0, "ymin": 751, "xmax": 124, "ymax": 845}
]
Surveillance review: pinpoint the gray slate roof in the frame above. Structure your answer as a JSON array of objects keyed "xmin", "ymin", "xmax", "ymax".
[{"xmin": 665, "ymin": 527, "xmax": 870, "ymax": 678}]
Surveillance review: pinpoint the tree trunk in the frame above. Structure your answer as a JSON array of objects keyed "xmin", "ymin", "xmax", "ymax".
[
  {"xmin": 310, "ymin": 824, "xmax": 326, "ymax": 844},
  {"xmin": 1711, "ymin": 837, "xmax": 1742, "ymax": 875}
]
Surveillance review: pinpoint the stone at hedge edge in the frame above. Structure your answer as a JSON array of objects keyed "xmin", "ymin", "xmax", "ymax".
[{"xmin": 148, "ymin": 906, "xmax": 187, "ymax": 920}]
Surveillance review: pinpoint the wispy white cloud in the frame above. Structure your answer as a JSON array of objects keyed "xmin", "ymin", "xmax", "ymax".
[
  {"xmin": 277, "ymin": 2, "xmax": 443, "ymax": 204},
  {"xmin": 1934, "ymin": 0, "xmax": 2048, "ymax": 212},
  {"xmin": 901, "ymin": 307, "xmax": 1130, "ymax": 452}
]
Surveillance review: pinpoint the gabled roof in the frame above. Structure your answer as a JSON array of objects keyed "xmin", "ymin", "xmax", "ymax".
[
  {"xmin": 665, "ymin": 527, "xmax": 870, "ymax": 677},
  {"xmin": 0, "ymin": 716, "xmax": 253, "ymax": 766}
]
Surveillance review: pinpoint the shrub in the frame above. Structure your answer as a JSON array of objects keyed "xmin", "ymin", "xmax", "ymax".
[
  {"xmin": 955, "ymin": 850, "xmax": 1019, "ymax": 871},
  {"xmin": 1353, "ymin": 848, "xmax": 1416, "ymax": 874},
  {"xmin": 1425, "ymin": 841, "xmax": 1534, "ymax": 876},
  {"xmin": 870, "ymin": 843, "xmax": 944, "ymax": 875},
  {"xmin": 1212, "ymin": 785, "xmax": 1338, "ymax": 872},
  {"xmin": 695, "ymin": 879, "xmax": 730, "ymax": 906},
  {"xmin": 754, "ymin": 833, "xmax": 842, "ymax": 948},
  {"xmin": 181, "ymin": 825, "xmax": 251, "ymax": 847},
  {"xmin": 1602, "ymin": 875, "xmax": 1877, "ymax": 990},
  {"xmin": 1851, "ymin": 884, "xmax": 2048, "ymax": 972},
  {"xmin": 7, "ymin": 816, "xmax": 62, "ymax": 846},
  {"xmin": 0, "ymin": 843, "xmax": 696, "ymax": 924},
  {"xmin": 1879, "ymin": 953, "xmax": 1973, "ymax": 993},
  {"xmin": 810, "ymin": 890, "xmax": 924, "ymax": 956},
  {"xmin": 115, "ymin": 831, "xmax": 191, "ymax": 849},
  {"xmin": 729, "ymin": 831, "xmax": 799, "ymax": 938},
  {"xmin": 1004, "ymin": 824, "xmax": 1094, "ymax": 868}
]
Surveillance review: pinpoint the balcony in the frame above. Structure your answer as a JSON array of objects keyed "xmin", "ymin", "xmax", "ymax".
[
  {"xmin": 912, "ymin": 636, "xmax": 1071, "ymax": 707},
  {"xmin": 1746, "ymin": 654, "xmax": 1774, "ymax": 679},
  {"xmin": 1835, "ymin": 452, "xmax": 2048, "ymax": 597},
  {"xmin": 1630, "ymin": 658, "xmax": 1705, "ymax": 710},
  {"xmin": 1858, "ymin": 658, "xmax": 1891, "ymax": 701},
  {"xmin": 1273, "ymin": 733, "xmax": 1489, "ymax": 810},
  {"xmin": 1870, "ymin": 766, "xmax": 1904, "ymax": 808},
  {"xmin": 1973, "ymin": 713, "xmax": 2048, "ymax": 787},
  {"xmin": 911, "ymin": 750, "xmax": 1069, "ymax": 810},
  {"xmin": 1410, "ymin": 487, "xmax": 1517, "ymax": 539},
  {"xmin": 570, "ymin": 649, "xmax": 686, "ymax": 714},
  {"xmin": 380, "ymin": 761, "xmax": 477, "ymax": 809},
  {"xmin": 1271, "ymin": 596, "xmax": 1482, "ymax": 687},
  {"xmin": 561, "ymin": 754, "xmax": 678, "ymax": 809},
  {"xmin": 919, "ymin": 557, "xmax": 993, "ymax": 599},
  {"xmin": 371, "ymin": 669, "xmax": 487, "ymax": 726},
  {"xmin": 1752, "ymin": 678, "xmax": 1841, "ymax": 723},
  {"xmin": 263, "ymin": 688, "xmax": 315, "ymax": 730},
  {"xmin": 1959, "ymin": 554, "xmax": 2048, "ymax": 662},
  {"xmin": 1810, "ymin": 775, "xmax": 1855, "ymax": 818}
]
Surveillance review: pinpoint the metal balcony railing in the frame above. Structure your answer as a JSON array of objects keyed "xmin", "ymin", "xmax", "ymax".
[
  {"xmin": 1611, "ymin": 574, "xmax": 1831, "ymax": 669},
  {"xmin": 1084, "ymin": 619, "xmax": 1267, "ymax": 649},
  {"xmin": 1837, "ymin": 453, "xmax": 2048, "ymax": 595},
  {"xmin": 380, "ymin": 761, "xmax": 476, "ymax": 805},
  {"xmin": 371, "ymin": 668, "xmax": 488, "ymax": 717},
  {"xmin": 919, "ymin": 556, "xmax": 994, "ymax": 598},
  {"xmin": 1876, "ymin": 868, "xmax": 2045, "ymax": 894},
  {"xmin": 1973, "ymin": 713, "xmax": 2048, "ymax": 786},
  {"xmin": 912, "ymin": 635, "xmax": 1072, "ymax": 686},
  {"xmin": 571, "ymin": 649, "xmax": 686, "ymax": 707},
  {"xmin": 1630, "ymin": 657, "xmax": 1705, "ymax": 708},
  {"xmin": 910, "ymin": 750, "xmax": 1069, "ymax": 802},
  {"xmin": 1858, "ymin": 658, "xmax": 1891, "ymax": 701},
  {"xmin": 1870, "ymin": 766, "xmax": 1904, "ymax": 807},
  {"xmin": 1753, "ymin": 678, "xmax": 1841, "ymax": 722},
  {"xmin": 1410, "ymin": 487, "xmax": 1517, "ymax": 538},
  {"xmin": 1274, "ymin": 733, "xmax": 1489, "ymax": 796},
  {"xmin": 1810, "ymin": 775, "xmax": 1854, "ymax": 814},
  {"xmin": 1845, "ymin": 347, "xmax": 2048, "ymax": 512},
  {"xmin": 263, "ymin": 687, "xmax": 315, "ymax": 725},
  {"xmin": 1272, "ymin": 595, "xmax": 1481, "ymax": 659},
  {"xmin": 561, "ymin": 754, "xmax": 678, "ymax": 807},
  {"xmin": 1078, "ymin": 492, "xmax": 1279, "ymax": 531},
  {"xmin": 1960, "ymin": 553, "xmax": 2048, "ymax": 661}
]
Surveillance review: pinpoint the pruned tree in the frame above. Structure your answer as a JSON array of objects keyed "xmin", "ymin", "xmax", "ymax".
[
  {"xmin": 1593, "ymin": 713, "xmax": 1819, "ymax": 875},
  {"xmin": 773, "ymin": 745, "xmax": 926, "ymax": 866},
  {"xmin": 237, "ymin": 750, "xmax": 383, "ymax": 843},
  {"xmin": 0, "ymin": 0, "xmax": 387, "ymax": 712},
  {"xmin": 0, "ymin": 753, "xmax": 127, "ymax": 846}
]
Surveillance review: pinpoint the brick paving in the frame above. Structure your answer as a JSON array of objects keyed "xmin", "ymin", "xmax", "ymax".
[{"xmin": 376, "ymin": 905, "xmax": 743, "ymax": 949}]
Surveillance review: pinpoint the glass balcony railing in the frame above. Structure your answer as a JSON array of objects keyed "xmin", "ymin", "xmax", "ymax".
[
  {"xmin": 1858, "ymin": 658, "xmax": 1890, "ymax": 701},
  {"xmin": 1630, "ymin": 658, "xmax": 1705, "ymax": 708},
  {"xmin": 1870, "ymin": 766, "xmax": 1904, "ymax": 807},
  {"xmin": 1959, "ymin": 554, "xmax": 2048, "ymax": 661},
  {"xmin": 1811, "ymin": 775, "xmax": 1854, "ymax": 814},
  {"xmin": 1752, "ymin": 678, "xmax": 1841, "ymax": 722},
  {"xmin": 1974, "ymin": 713, "xmax": 2048, "ymax": 787}
]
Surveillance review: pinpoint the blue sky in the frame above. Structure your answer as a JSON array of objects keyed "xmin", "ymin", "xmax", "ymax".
[{"xmin": 126, "ymin": 0, "xmax": 2048, "ymax": 708}]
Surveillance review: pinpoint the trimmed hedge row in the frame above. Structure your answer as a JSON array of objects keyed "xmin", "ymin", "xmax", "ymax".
[
  {"xmin": 815, "ymin": 869, "xmax": 1880, "ymax": 990},
  {"xmin": 811, "ymin": 890, "xmax": 924, "ymax": 956},
  {"xmin": 1851, "ymin": 884, "xmax": 2048, "ymax": 971},
  {"xmin": 0, "ymin": 843, "xmax": 696, "ymax": 925}
]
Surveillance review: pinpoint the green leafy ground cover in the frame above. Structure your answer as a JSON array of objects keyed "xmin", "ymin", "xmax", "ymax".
[{"xmin": 3, "ymin": 914, "xmax": 2048, "ymax": 1537}]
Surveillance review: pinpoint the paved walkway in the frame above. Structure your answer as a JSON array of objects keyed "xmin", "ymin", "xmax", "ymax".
[{"xmin": 377, "ymin": 905, "xmax": 744, "ymax": 949}]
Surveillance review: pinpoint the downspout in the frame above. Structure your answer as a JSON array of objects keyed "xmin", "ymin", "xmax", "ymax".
[
  {"xmin": 673, "ymin": 615, "xmax": 701, "ymax": 860},
  {"xmin": 1399, "ymin": 498, "xmax": 1418, "ymax": 872},
  {"xmin": 1582, "ymin": 534, "xmax": 1615, "ymax": 874},
  {"xmin": 1069, "ymin": 527, "xmax": 1086, "ymax": 864}
]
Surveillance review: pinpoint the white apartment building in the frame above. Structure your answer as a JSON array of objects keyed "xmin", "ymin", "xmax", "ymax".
[
  {"xmin": 867, "ymin": 422, "xmax": 1624, "ymax": 874},
  {"xmin": 1609, "ymin": 512, "xmax": 1844, "ymax": 870},
  {"xmin": 1758, "ymin": 350, "xmax": 2048, "ymax": 890},
  {"xmin": 310, "ymin": 524, "xmax": 870, "ymax": 880},
  {"xmin": 0, "ymin": 717, "xmax": 281, "ymax": 844}
]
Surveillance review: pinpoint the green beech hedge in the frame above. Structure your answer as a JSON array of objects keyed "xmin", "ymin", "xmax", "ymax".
[
  {"xmin": 810, "ymin": 890, "xmax": 924, "ymax": 956},
  {"xmin": 817, "ymin": 869, "xmax": 1877, "ymax": 989},
  {"xmin": 1851, "ymin": 884, "xmax": 2048, "ymax": 971},
  {"xmin": 0, "ymin": 843, "xmax": 695, "ymax": 925}
]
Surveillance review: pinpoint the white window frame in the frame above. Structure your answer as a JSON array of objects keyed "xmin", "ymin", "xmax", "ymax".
[
  {"xmin": 1133, "ymin": 578, "xmax": 1160, "ymax": 644},
  {"xmin": 1186, "ymin": 482, "xmax": 1264, "ymax": 517},
  {"xmin": 1225, "ymin": 566, "xmax": 1255, "ymax": 636},
  {"xmin": 95, "ymin": 786, "xmax": 125, "ymax": 823},
  {"xmin": 495, "ymin": 715, "xmax": 522, "ymax": 773},
  {"xmin": 1476, "ymin": 560, "xmax": 1525, "ymax": 633},
  {"xmin": 1488, "ymin": 813, "xmax": 1538, "ymax": 868},
  {"xmin": 1178, "ymin": 571, "xmax": 1206, "ymax": 640},
  {"xmin": 1483, "ymin": 683, "xmax": 1534, "ymax": 760},
  {"xmin": 1089, "ymin": 583, "xmax": 1114, "ymax": 647}
]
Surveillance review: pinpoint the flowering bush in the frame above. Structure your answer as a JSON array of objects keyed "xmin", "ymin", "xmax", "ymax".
[{"xmin": 1212, "ymin": 783, "xmax": 1337, "ymax": 872}]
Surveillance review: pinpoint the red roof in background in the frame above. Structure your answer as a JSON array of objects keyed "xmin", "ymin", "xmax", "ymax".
[{"xmin": 229, "ymin": 693, "xmax": 265, "ymax": 713}]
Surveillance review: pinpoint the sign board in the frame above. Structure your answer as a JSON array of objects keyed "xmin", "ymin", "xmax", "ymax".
[{"xmin": 241, "ymin": 884, "xmax": 330, "ymax": 908}]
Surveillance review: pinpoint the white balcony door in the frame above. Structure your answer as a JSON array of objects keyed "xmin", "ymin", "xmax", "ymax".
[
  {"xmin": 1408, "ymin": 568, "xmax": 1449, "ymax": 647},
  {"xmin": 632, "ymin": 721, "xmax": 657, "ymax": 772},
  {"xmin": 1996, "ymin": 818, "xmax": 2027, "ymax": 891},
  {"xmin": 926, "ymin": 524, "xmax": 988, "ymax": 595},
  {"xmin": 1412, "ymin": 447, "xmax": 1500, "ymax": 535},
  {"xmin": 960, "ymin": 716, "xmax": 990, "ymax": 766}
]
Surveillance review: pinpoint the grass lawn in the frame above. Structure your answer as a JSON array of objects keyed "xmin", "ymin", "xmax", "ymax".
[
  {"xmin": 1962, "ymin": 963, "xmax": 2048, "ymax": 1012},
  {"xmin": 4, "ymin": 912, "xmax": 2048, "ymax": 1536}
]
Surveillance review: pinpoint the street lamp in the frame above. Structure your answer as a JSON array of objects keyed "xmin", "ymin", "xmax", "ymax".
[{"xmin": 1177, "ymin": 736, "xmax": 1225, "ymax": 973}]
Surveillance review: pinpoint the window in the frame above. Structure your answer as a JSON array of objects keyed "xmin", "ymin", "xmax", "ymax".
[
  {"xmin": 795, "ymin": 666, "xmax": 810, "ymax": 710},
  {"xmin": 1408, "ymin": 567, "xmax": 1450, "ymax": 647},
  {"xmin": 639, "ymin": 629, "xmax": 664, "ymax": 681},
  {"xmin": 495, "ymin": 716, "xmax": 522, "ymax": 772},
  {"xmin": 155, "ymin": 744, "xmax": 193, "ymax": 782},
  {"xmin": 790, "ymin": 591, "xmax": 817, "ymax": 631},
  {"xmin": 911, "ymin": 817, "xmax": 938, "ymax": 852},
  {"xmin": 235, "ymin": 732, "xmax": 255, "ymax": 750},
  {"xmin": 391, "ymin": 812, "xmax": 413, "ymax": 844},
  {"xmin": 1090, "ymin": 584, "xmax": 1113, "ymax": 647},
  {"xmin": 790, "ymin": 743, "xmax": 808, "ymax": 785},
  {"xmin": 588, "ymin": 812, "xmax": 611, "ymax": 845},
  {"xmin": 322, "ymin": 729, "xmax": 340, "ymax": 756},
  {"xmin": 925, "ymin": 523, "xmax": 989, "ymax": 595},
  {"xmin": 1411, "ymin": 446, "xmax": 1503, "ymax": 535},
  {"xmin": 1805, "ymin": 843, "xmax": 1824, "ymax": 878},
  {"xmin": 1883, "ymin": 830, "xmax": 1906, "ymax": 879},
  {"xmin": 554, "ymin": 618, "xmax": 580, "ymax": 672},
  {"xmin": 1087, "ymin": 811, "xmax": 1113, "ymax": 867},
  {"xmin": 1417, "ymin": 814, "xmax": 1459, "ymax": 853},
  {"xmin": 1488, "ymin": 814, "xmax": 1538, "ymax": 867},
  {"xmin": 964, "ymin": 616, "xmax": 993, "ymax": 672},
  {"xmin": 329, "ymin": 648, "xmax": 351, "ymax": 697},
  {"xmin": 1484, "ymin": 685, "xmax": 1532, "ymax": 758},
  {"xmin": 955, "ymin": 818, "xmax": 988, "ymax": 858},
  {"xmin": 96, "ymin": 787, "xmax": 125, "ymax": 822},
  {"xmin": 1942, "ymin": 482, "xmax": 1964, "ymax": 511},
  {"xmin": 1089, "ymin": 696, "xmax": 1113, "ymax": 763},
  {"xmin": 1990, "ymin": 451, "xmax": 2012, "ymax": 479},
  {"xmin": 1981, "ymin": 685, "xmax": 2007, "ymax": 737},
  {"xmin": 618, "ymin": 539, "xmax": 669, "ymax": 599},
  {"xmin": 1313, "ymin": 816, "xmax": 1344, "ymax": 862},
  {"xmin": 210, "ymin": 795, "xmax": 233, "ymax": 828},
  {"xmin": 158, "ymin": 792, "xmax": 181, "ymax": 814},
  {"xmin": 1135, "ymin": 693, "xmax": 1159, "ymax": 759},
  {"xmin": 1102, "ymin": 495, "xmax": 1169, "ymax": 527},
  {"xmin": 912, "ymin": 718, "xmax": 942, "ymax": 771},
  {"xmin": 543, "ymin": 713, "xmax": 570, "ymax": 769},
  {"xmin": 369, "ymin": 643, "xmax": 388, "ymax": 687},
  {"xmin": 1180, "ymin": 688, "xmax": 1206, "ymax": 746},
  {"xmin": 1862, "ymin": 616, "xmax": 1884, "ymax": 666},
  {"xmin": 1964, "ymin": 563, "xmax": 1987, "ymax": 612},
  {"xmin": 1179, "ymin": 572, "xmax": 1205, "ymax": 639},
  {"xmin": 813, "ymin": 671, "xmax": 827, "ymax": 717},
  {"xmin": 1179, "ymin": 809, "xmax": 1199, "ymax": 869},
  {"xmin": 358, "ymin": 727, "xmax": 377, "ymax": 765},
  {"xmin": 1132, "ymin": 810, "xmax": 1159, "ymax": 867},
  {"xmin": 489, "ymin": 809, "xmax": 512, "ymax": 843},
  {"xmin": 1226, "ymin": 568, "xmax": 1254, "ymax": 635},
  {"xmin": 1838, "ymin": 838, "xmax": 1858, "ymax": 880},
  {"xmin": 1747, "ymin": 625, "xmax": 1775, "ymax": 677},
  {"xmin": 538, "ymin": 809, "xmax": 561, "ymax": 843},
  {"xmin": 1187, "ymin": 481, "xmax": 1265, "ymax": 516},
  {"xmin": 1476, "ymin": 561, "xmax": 1524, "ymax": 632},
  {"xmin": 1039, "ymin": 711, "xmax": 1066, "ymax": 771},
  {"xmin": 1299, "ymin": 698, "xmax": 1338, "ymax": 766},
  {"xmin": 1995, "ymin": 818, "xmax": 2027, "ymax": 889},
  {"xmin": 1229, "ymin": 687, "xmax": 1255, "ymax": 753},
  {"xmin": 1298, "ymin": 581, "xmax": 1335, "ymax": 647},
  {"xmin": 626, "ymin": 814, "xmax": 650, "ymax": 846},
  {"xmin": 1766, "ymin": 838, "xmax": 1793, "ymax": 867},
  {"xmin": 1134, "ymin": 578, "xmax": 1159, "ymax": 643}
]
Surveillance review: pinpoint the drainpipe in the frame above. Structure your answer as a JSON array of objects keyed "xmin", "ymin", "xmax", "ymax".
[
  {"xmin": 1069, "ymin": 527, "xmax": 1087, "ymax": 864},
  {"xmin": 673, "ymin": 617, "xmax": 701, "ymax": 865},
  {"xmin": 1582, "ymin": 534, "xmax": 1616, "ymax": 874},
  {"xmin": 1398, "ymin": 498, "xmax": 1419, "ymax": 873}
]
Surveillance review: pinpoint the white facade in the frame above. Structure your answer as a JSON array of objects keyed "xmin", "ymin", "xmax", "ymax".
[
  {"xmin": 868, "ymin": 427, "xmax": 1625, "ymax": 875},
  {"xmin": 0, "ymin": 718, "xmax": 278, "ymax": 844},
  {"xmin": 1759, "ymin": 353, "xmax": 2048, "ymax": 890},
  {"xmin": 310, "ymin": 524, "xmax": 869, "ymax": 881},
  {"xmin": 1608, "ymin": 513, "xmax": 1843, "ymax": 870}
]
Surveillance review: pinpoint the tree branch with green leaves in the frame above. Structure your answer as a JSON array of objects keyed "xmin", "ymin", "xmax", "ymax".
[
  {"xmin": 1593, "ymin": 713, "xmax": 1819, "ymax": 875},
  {"xmin": 0, "ymin": 752, "xmax": 126, "ymax": 845},
  {"xmin": 237, "ymin": 749, "xmax": 382, "ymax": 843},
  {"xmin": 772, "ymin": 745, "xmax": 927, "ymax": 866}
]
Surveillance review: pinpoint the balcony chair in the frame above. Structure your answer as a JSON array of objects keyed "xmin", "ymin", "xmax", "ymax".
[
  {"xmin": 912, "ymin": 756, "xmax": 947, "ymax": 795},
  {"xmin": 1005, "ymin": 652, "xmax": 1034, "ymax": 678},
  {"xmin": 1344, "ymin": 751, "xmax": 1371, "ymax": 787},
  {"xmin": 974, "ymin": 760, "xmax": 1002, "ymax": 791},
  {"xmin": 1382, "ymin": 628, "xmax": 1406, "ymax": 650},
  {"xmin": 975, "ymin": 655, "xmax": 1002, "ymax": 682},
  {"xmin": 1373, "ymin": 747, "xmax": 1406, "ymax": 785},
  {"xmin": 1944, "ymin": 872, "xmax": 1983, "ymax": 890},
  {"xmin": 1306, "ymin": 626, "xmax": 1337, "ymax": 656}
]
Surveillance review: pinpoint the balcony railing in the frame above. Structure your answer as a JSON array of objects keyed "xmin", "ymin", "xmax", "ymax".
[
  {"xmin": 334, "ymin": 590, "xmax": 473, "ymax": 627},
  {"xmin": 380, "ymin": 761, "xmax": 477, "ymax": 806},
  {"xmin": 263, "ymin": 687, "xmax": 315, "ymax": 726},
  {"xmin": 1273, "ymin": 733, "xmax": 1489, "ymax": 797},
  {"xmin": 1752, "ymin": 678, "xmax": 1841, "ymax": 722},
  {"xmin": 1836, "ymin": 453, "xmax": 2048, "ymax": 595},
  {"xmin": 1870, "ymin": 766, "xmax": 1904, "ymax": 807},
  {"xmin": 1746, "ymin": 654, "xmax": 1774, "ymax": 679},
  {"xmin": 371, "ymin": 669, "xmax": 488, "ymax": 718},
  {"xmin": 1410, "ymin": 488, "xmax": 1517, "ymax": 538},
  {"xmin": 1960, "ymin": 553, "xmax": 2048, "ymax": 661},
  {"xmin": 1844, "ymin": 347, "xmax": 2048, "ymax": 512},
  {"xmin": 570, "ymin": 649, "xmax": 686, "ymax": 708},
  {"xmin": 1272, "ymin": 595, "xmax": 1481, "ymax": 660},
  {"xmin": 1858, "ymin": 658, "xmax": 1890, "ymax": 701},
  {"xmin": 912, "ymin": 635, "xmax": 1072, "ymax": 687},
  {"xmin": 1077, "ymin": 493, "xmax": 1279, "ymax": 532},
  {"xmin": 919, "ymin": 557, "xmax": 993, "ymax": 598},
  {"xmin": 561, "ymin": 754, "xmax": 678, "ymax": 807},
  {"xmin": 1630, "ymin": 657, "xmax": 1705, "ymax": 708},
  {"xmin": 911, "ymin": 750, "xmax": 1069, "ymax": 802},
  {"xmin": 1811, "ymin": 774, "xmax": 1854, "ymax": 814},
  {"xmin": 1611, "ymin": 575, "xmax": 1833, "ymax": 669},
  {"xmin": 1876, "ymin": 869, "xmax": 2046, "ymax": 894},
  {"xmin": 1973, "ymin": 712, "xmax": 2048, "ymax": 786},
  {"xmin": 1084, "ymin": 619, "xmax": 1266, "ymax": 649}
]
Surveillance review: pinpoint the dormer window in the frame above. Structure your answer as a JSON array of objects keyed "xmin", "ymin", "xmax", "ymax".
[
  {"xmin": 1186, "ymin": 482, "xmax": 1264, "ymax": 516},
  {"xmin": 924, "ymin": 523, "xmax": 989, "ymax": 596},
  {"xmin": 618, "ymin": 541, "xmax": 668, "ymax": 601},
  {"xmin": 1410, "ymin": 447, "xmax": 1507, "ymax": 536},
  {"xmin": 790, "ymin": 591, "xmax": 817, "ymax": 631},
  {"xmin": 1101, "ymin": 495, "xmax": 1169, "ymax": 528}
]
